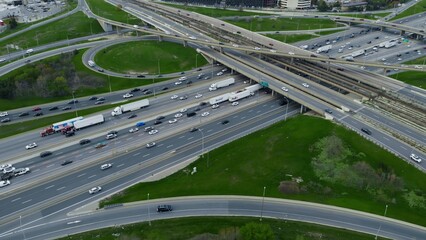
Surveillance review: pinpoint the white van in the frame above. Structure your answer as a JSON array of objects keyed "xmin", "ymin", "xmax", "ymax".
[
  {"xmin": 88, "ymin": 60, "xmax": 95, "ymax": 67},
  {"xmin": 26, "ymin": 49, "xmax": 34, "ymax": 54}
]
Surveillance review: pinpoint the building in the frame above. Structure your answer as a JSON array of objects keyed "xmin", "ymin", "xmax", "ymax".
[{"xmin": 280, "ymin": 0, "xmax": 311, "ymax": 9}]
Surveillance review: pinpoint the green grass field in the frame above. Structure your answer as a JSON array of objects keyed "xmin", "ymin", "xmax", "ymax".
[
  {"xmin": 391, "ymin": 0, "xmax": 426, "ymax": 20},
  {"xmin": 331, "ymin": 12, "xmax": 390, "ymax": 20},
  {"xmin": 58, "ymin": 217, "xmax": 388, "ymax": 240},
  {"xmin": 101, "ymin": 115, "xmax": 426, "ymax": 225},
  {"xmin": 0, "ymin": 12, "xmax": 103, "ymax": 55},
  {"xmin": 266, "ymin": 34, "xmax": 317, "ymax": 43},
  {"xmin": 86, "ymin": 0, "xmax": 144, "ymax": 25},
  {"xmin": 226, "ymin": 17, "xmax": 341, "ymax": 32},
  {"xmin": 390, "ymin": 71, "xmax": 426, "ymax": 89},
  {"xmin": 161, "ymin": 3, "xmax": 272, "ymax": 18},
  {"xmin": 94, "ymin": 41, "xmax": 208, "ymax": 74}
]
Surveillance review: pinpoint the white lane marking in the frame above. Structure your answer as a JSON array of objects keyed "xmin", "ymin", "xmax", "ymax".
[
  {"xmin": 127, "ymin": 137, "xmax": 133, "ymax": 140},
  {"xmin": 45, "ymin": 185, "xmax": 54, "ymax": 189},
  {"xmin": 46, "ymin": 164, "xmax": 54, "ymax": 168},
  {"xmin": 22, "ymin": 199, "xmax": 32, "ymax": 204},
  {"xmin": 256, "ymin": 110, "xmax": 261, "ymax": 113},
  {"xmin": 67, "ymin": 220, "xmax": 81, "ymax": 225},
  {"xmin": 143, "ymin": 154, "xmax": 150, "ymax": 157},
  {"xmin": 188, "ymin": 137, "xmax": 194, "ymax": 140},
  {"xmin": 89, "ymin": 150, "xmax": 96, "ymax": 153},
  {"xmin": 57, "ymin": 187, "xmax": 65, "ymax": 191},
  {"xmin": 57, "ymin": 152, "xmax": 63, "ymax": 155},
  {"xmin": 56, "ymin": 155, "xmax": 65, "ymax": 160},
  {"xmin": 117, "ymin": 164, "xmax": 124, "ymax": 168},
  {"xmin": 32, "ymin": 169, "xmax": 40, "ymax": 173},
  {"xmin": 248, "ymin": 110, "xmax": 253, "ymax": 112},
  {"xmin": 77, "ymin": 173, "xmax": 86, "ymax": 178},
  {"xmin": 11, "ymin": 198, "xmax": 21, "ymax": 203},
  {"xmin": 232, "ymin": 116, "xmax": 238, "ymax": 119},
  {"xmin": 158, "ymin": 144, "xmax": 164, "ymax": 147},
  {"xmin": 115, "ymin": 141, "xmax": 121, "ymax": 144},
  {"xmin": 138, "ymin": 133, "xmax": 144, "ymax": 137},
  {"xmin": 241, "ymin": 116, "xmax": 246, "ymax": 120},
  {"xmin": 400, "ymin": 146, "xmax": 407, "ymax": 150},
  {"xmin": 179, "ymin": 135, "xmax": 185, "ymax": 139},
  {"xmin": 88, "ymin": 175, "xmax": 96, "ymax": 179},
  {"xmin": 166, "ymin": 145, "xmax": 173, "ymax": 148},
  {"xmin": 383, "ymin": 137, "xmax": 390, "ymax": 141},
  {"xmin": 133, "ymin": 152, "xmax": 140, "ymax": 156},
  {"xmin": 406, "ymin": 130, "xmax": 412, "ymax": 134},
  {"xmin": 75, "ymin": 154, "xmax": 82, "ymax": 158},
  {"xmin": 207, "ymin": 129, "xmax": 212, "ymax": 133}
]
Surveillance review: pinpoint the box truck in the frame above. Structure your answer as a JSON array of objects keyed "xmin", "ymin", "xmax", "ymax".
[
  {"xmin": 73, "ymin": 115, "xmax": 105, "ymax": 130},
  {"xmin": 228, "ymin": 90, "xmax": 253, "ymax": 102},
  {"xmin": 208, "ymin": 77, "xmax": 235, "ymax": 91},
  {"xmin": 316, "ymin": 45, "xmax": 332, "ymax": 53},
  {"xmin": 111, "ymin": 99, "xmax": 150, "ymax": 116},
  {"xmin": 208, "ymin": 93, "xmax": 231, "ymax": 105}
]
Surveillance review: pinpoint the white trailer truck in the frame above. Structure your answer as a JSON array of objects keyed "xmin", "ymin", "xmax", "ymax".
[
  {"xmin": 73, "ymin": 114, "xmax": 105, "ymax": 130},
  {"xmin": 209, "ymin": 93, "xmax": 231, "ymax": 105},
  {"xmin": 384, "ymin": 41, "xmax": 396, "ymax": 48},
  {"xmin": 52, "ymin": 117, "xmax": 84, "ymax": 132},
  {"xmin": 229, "ymin": 90, "xmax": 253, "ymax": 102},
  {"xmin": 351, "ymin": 49, "xmax": 366, "ymax": 57},
  {"xmin": 209, "ymin": 77, "xmax": 235, "ymax": 91},
  {"xmin": 244, "ymin": 84, "xmax": 262, "ymax": 93},
  {"xmin": 111, "ymin": 99, "xmax": 150, "ymax": 116},
  {"xmin": 316, "ymin": 44, "xmax": 332, "ymax": 54}
]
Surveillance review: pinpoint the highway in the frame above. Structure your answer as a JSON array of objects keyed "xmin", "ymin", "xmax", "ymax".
[{"xmin": 0, "ymin": 97, "xmax": 298, "ymax": 233}]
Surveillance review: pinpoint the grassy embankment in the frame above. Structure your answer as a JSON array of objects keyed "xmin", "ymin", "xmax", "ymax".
[
  {"xmin": 0, "ymin": 12, "xmax": 103, "ymax": 55},
  {"xmin": 266, "ymin": 30, "xmax": 344, "ymax": 43},
  {"xmin": 390, "ymin": 56, "xmax": 426, "ymax": 89},
  {"xmin": 100, "ymin": 115, "xmax": 426, "ymax": 226},
  {"xmin": 58, "ymin": 216, "xmax": 388, "ymax": 240},
  {"xmin": 161, "ymin": 3, "xmax": 272, "ymax": 18},
  {"xmin": 94, "ymin": 41, "xmax": 208, "ymax": 74},
  {"xmin": 391, "ymin": 0, "xmax": 426, "ymax": 20},
  {"xmin": 85, "ymin": 0, "xmax": 144, "ymax": 25}
]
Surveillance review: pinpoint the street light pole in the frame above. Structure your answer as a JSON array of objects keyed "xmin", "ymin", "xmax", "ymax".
[
  {"xmin": 260, "ymin": 186, "xmax": 266, "ymax": 221},
  {"xmin": 72, "ymin": 91, "xmax": 78, "ymax": 117},
  {"xmin": 283, "ymin": 96, "xmax": 289, "ymax": 121},
  {"xmin": 195, "ymin": 54, "xmax": 198, "ymax": 69},
  {"xmin": 147, "ymin": 193, "xmax": 151, "ymax": 226},
  {"xmin": 108, "ymin": 75, "xmax": 112, "ymax": 93},
  {"xmin": 157, "ymin": 59, "xmax": 161, "ymax": 75}
]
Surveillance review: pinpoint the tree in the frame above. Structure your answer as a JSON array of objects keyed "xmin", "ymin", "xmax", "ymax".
[
  {"xmin": 8, "ymin": 15, "xmax": 18, "ymax": 29},
  {"xmin": 239, "ymin": 222, "xmax": 274, "ymax": 240},
  {"xmin": 317, "ymin": 0, "xmax": 330, "ymax": 12}
]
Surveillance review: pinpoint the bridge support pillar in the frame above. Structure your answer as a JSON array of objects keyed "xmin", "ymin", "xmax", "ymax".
[
  {"xmin": 327, "ymin": 62, "xmax": 330, "ymax": 71},
  {"xmin": 97, "ymin": 20, "xmax": 113, "ymax": 32},
  {"xmin": 220, "ymin": 47, "xmax": 224, "ymax": 53},
  {"xmin": 183, "ymin": 40, "xmax": 188, "ymax": 47},
  {"xmin": 300, "ymin": 105, "xmax": 305, "ymax": 113},
  {"xmin": 290, "ymin": 57, "xmax": 294, "ymax": 64},
  {"xmin": 400, "ymin": 30, "xmax": 405, "ymax": 36},
  {"xmin": 380, "ymin": 26, "xmax": 385, "ymax": 31},
  {"xmin": 158, "ymin": 35, "xmax": 163, "ymax": 42}
]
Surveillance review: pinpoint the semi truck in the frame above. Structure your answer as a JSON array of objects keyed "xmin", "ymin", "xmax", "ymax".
[
  {"xmin": 73, "ymin": 115, "xmax": 105, "ymax": 130},
  {"xmin": 350, "ymin": 49, "xmax": 365, "ymax": 58},
  {"xmin": 208, "ymin": 77, "xmax": 235, "ymax": 91},
  {"xmin": 316, "ymin": 44, "xmax": 332, "ymax": 54},
  {"xmin": 111, "ymin": 99, "xmax": 150, "ymax": 116},
  {"xmin": 244, "ymin": 84, "xmax": 262, "ymax": 92},
  {"xmin": 228, "ymin": 90, "xmax": 253, "ymax": 102},
  {"xmin": 88, "ymin": 60, "xmax": 95, "ymax": 67},
  {"xmin": 40, "ymin": 116, "xmax": 84, "ymax": 137},
  {"xmin": 208, "ymin": 93, "xmax": 231, "ymax": 105},
  {"xmin": 384, "ymin": 41, "xmax": 396, "ymax": 48}
]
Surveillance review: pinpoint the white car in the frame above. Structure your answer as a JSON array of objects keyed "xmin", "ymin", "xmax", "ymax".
[
  {"xmin": 0, "ymin": 112, "xmax": 8, "ymax": 117},
  {"xmin": 281, "ymin": 87, "xmax": 288, "ymax": 92},
  {"xmin": 89, "ymin": 186, "xmax": 102, "ymax": 194},
  {"xmin": 410, "ymin": 154, "xmax": 422, "ymax": 163},
  {"xmin": 381, "ymin": 58, "xmax": 386, "ymax": 62},
  {"xmin": 129, "ymin": 128, "xmax": 139, "ymax": 133},
  {"xmin": 0, "ymin": 164, "xmax": 12, "ymax": 171},
  {"xmin": 195, "ymin": 93, "xmax": 203, "ymax": 99},
  {"xmin": 179, "ymin": 76, "xmax": 187, "ymax": 81},
  {"xmin": 179, "ymin": 95, "xmax": 188, "ymax": 100},
  {"xmin": 414, "ymin": 65, "xmax": 423, "ymax": 69},
  {"xmin": 100, "ymin": 163, "xmax": 112, "ymax": 170},
  {"xmin": 201, "ymin": 112, "xmax": 210, "ymax": 117},
  {"xmin": 106, "ymin": 133, "xmax": 117, "ymax": 140},
  {"xmin": 231, "ymin": 102, "xmax": 239, "ymax": 106},
  {"xmin": 175, "ymin": 81, "xmax": 182, "ymax": 85},
  {"xmin": 288, "ymin": 51, "xmax": 295, "ymax": 55},
  {"xmin": 149, "ymin": 129, "xmax": 159, "ymax": 135},
  {"xmin": 0, "ymin": 180, "xmax": 10, "ymax": 188},
  {"xmin": 302, "ymin": 83, "xmax": 309, "ymax": 88},
  {"xmin": 216, "ymin": 72, "xmax": 223, "ymax": 76},
  {"xmin": 0, "ymin": 58, "xmax": 5, "ymax": 63},
  {"xmin": 168, "ymin": 119, "xmax": 178, "ymax": 124},
  {"xmin": 3, "ymin": 166, "xmax": 15, "ymax": 174},
  {"xmin": 171, "ymin": 95, "xmax": 179, "ymax": 100},
  {"xmin": 14, "ymin": 167, "xmax": 30, "ymax": 176},
  {"xmin": 221, "ymin": 68, "xmax": 228, "ymax": 72},
  {"xmin": 189, "ymin": 36, "xmax": 197, "ymax": 40},
  {"xmin": 146, "ymin": 142, "xmax": 156, "ymax": 148},
  {"xmin": 254, "ymin": 47, "xmax": 261, "ymax": 50},
  {"xmin": 174, "ymin": 113, "xmax": 183, "ymax": 118},
  {"xmin": 26, "ymin": 142, "xmax": 37, "ymax": 150},
  {"xmin": 212, "ymin": 104, "xmax": 220, "ymax": 109},
  {"xmin": 270, "ymin": 49, "xmax": 277, "ymax": 53},
  {"xmin": 180, "ymin": 108, "xmax": 187, "ymax": 113},
  {"xmin": 123, "ymin": 93, "xmax": 133, "ymax": 98}
]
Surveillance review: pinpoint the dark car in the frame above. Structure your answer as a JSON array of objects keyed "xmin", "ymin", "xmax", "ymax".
[
  {"xmin": 18, "ymin": 112, "xmax": 29, "ymax": 117},
  {"xmin": 131, "ymin": 88, "xmax": 141, "ymax": 92},
  {"xmin": 49, "ymin": 106, "xmax": 58, "ymax": 111},
  {"xmin": 40, "ymin": 151, "xmax": 52, "ymax": 158},
  {"xmin": 97, "ymin": 97, "xmax": 105, "ymax": 101},
  {"xmin": 108, "ymin": 130, "xmax": 118, "ymax": 135},
  {"xmin": 144, "ymin": 90, "xmax": 153, "ymax": 95},
  {"xmin": 154, "ymin": 120, "xmax": 162, "ymax": 125},
  {"xmin": 325, "ymin": 109, "xmax": 333, "ymax": 114},
  {"xmin": 62, "ymin": 106, "xmax": 72, "ymax": 111},
  {"xmin": 375, "ymin": 36, "xmax": 379, "ymax": 39},
  {"xmin": 162, "ymin": 87, "xmax": 169, "ymax": 91},
  {"xmin": 68, "ymin": 99, "xmax": 78, "ymax": 104},
  {"xmin": 65, "ymin": 131, "xmax": 75, "ymax": 137},
  {"xmin": 97, "ymin": 69, "xmax": 104, "ymax": 72},
  {"xmin": 34, "ymin": 112, "xmax": 43, "ymax": 117},
  {"xmin": 137, "ymin": 75, "xmax": 145, "ymax": 78},
  {"xmin": 199, "ymin": 102, "xmax": 207, "ymax": 106},
  {"xmin": 1, "ymin": 118, "xmax": 11, "ymax": 123},
  {"xmin": 61, "ymin": 160, "xmax": 73, "ymax": 166},
  {"xmin": 187, "ymin": 112, "xmax": 196, "ymax": 117},
  {"xmin": 157, "ymin": 205, "xmax": 173, "ymax": 212},
  {"xmin": 79, "ymin": 139, "xmax": 91, "ymax": 145},
  {"xmin": 156, "ymin": 116, "xmax": 165, "ymax": 120},
  {"xmin": 189, "ymin": 127, "xmax": 198, "ymax": 132},
  {"xmin": 180, "ymin": 72, "xmax": 185, "ymax": 75},
  {"xmin": 1, "ymin": 172, "xmax": 14, "ymax": 181},
  {"xmin": 128, "ymin": 114, "xmax": 137, "ymax": 119},
  {"xmin": 197, "ymin": 68, "xmax": 202, "ymax": 71},
  {"xmin": 186, "ymin": 80, "xmax": 193, "ymax": 85},
  {"xmin": 222, "ymin": 120, "xmax": 229, "ymax": 125},
  {"xmin": 89, "ymin": 96, "xmax": 98, "ymax": 101},
  {"xmin": 361, "ymin": 128, "xmax": 372, "ymax": 135},
  {"xmin": 95, "ymin": 100, "xmax": 105, "ymax": 105},
  {"xmin": 194, "ymin": 107, "xmax": 201, "ymax": 112},
  {"xmin": 33, "ymin": 107, "xmax": 41, "ymax": 111}
]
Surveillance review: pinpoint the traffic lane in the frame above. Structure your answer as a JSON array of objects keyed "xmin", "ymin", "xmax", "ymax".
[
  {"xmin": 0, "ymin": 97, "xmax": 286, "ymax": 217},
  {"xmin": 0, "ymin": 77, "xmax": 242, "ymax": 161},
  {"xmin": 0, "ymin": 100, "xmax": 293, "ymax": 230},
  {"xmin": 8, "ymin": 196, "xmax": 426, "ymax": 240}
]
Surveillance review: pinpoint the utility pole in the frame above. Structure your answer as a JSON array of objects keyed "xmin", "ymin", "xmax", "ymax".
[{"xmin": 260, "ymin": 186, "xmax": 266, "ymax": 221}]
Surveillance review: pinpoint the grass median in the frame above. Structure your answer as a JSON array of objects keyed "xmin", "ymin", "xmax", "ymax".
[
  {"xmin": 100, "ymin": 115, "xmax": 426, "ymax": 226},
  {"xmin": 58, "ymin": 216, "xmax": 388, "ymax": 240},
  {"xmin": 266, "ymin": 30, "xmax": 344, "ymax": 44},
  {"xmin": 391, "ymin": 0, "xmax": 426, "ymax": 20},
  {"xmin": 389, "ymin": 56, "xmax": 426, "ymax": 89},
  {"xmin": 161, "ymin": 3, "xmax": 272, "ymax": 18},
  {"xmin": 94, "ymin": 41, "xmax": 208, "ymax": 74}
]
